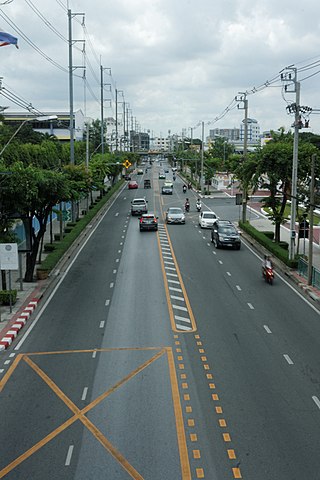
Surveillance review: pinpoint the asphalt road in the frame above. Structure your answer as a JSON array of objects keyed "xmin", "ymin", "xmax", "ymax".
[{"xmin": 0, "ymin": 162, "xmax": 320, "ymax": 479}]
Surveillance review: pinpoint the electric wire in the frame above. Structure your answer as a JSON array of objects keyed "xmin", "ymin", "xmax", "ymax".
[{"xmin": 24, "ymin": 0, "xmax": 68, "ymax": 43}]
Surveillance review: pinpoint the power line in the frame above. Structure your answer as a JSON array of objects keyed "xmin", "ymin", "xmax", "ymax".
[{"xmin": 24, "ymin": 0, "xmax": 68, "ymax": 43}]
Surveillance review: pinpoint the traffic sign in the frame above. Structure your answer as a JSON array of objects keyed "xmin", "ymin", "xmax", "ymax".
[{"xmin": 123, "ymin": 160, "xmax": 132, "ymax": 169}]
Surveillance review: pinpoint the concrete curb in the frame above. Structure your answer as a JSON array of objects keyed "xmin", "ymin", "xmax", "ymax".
[{"xmin": 0, "ymin": 297, "xmax": 41, "ymax": 351}]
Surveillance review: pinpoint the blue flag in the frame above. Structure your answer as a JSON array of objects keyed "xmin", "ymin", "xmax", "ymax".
[{"xmin": 0, "ymin": 30, "xmax": 18, "ymax": 48}]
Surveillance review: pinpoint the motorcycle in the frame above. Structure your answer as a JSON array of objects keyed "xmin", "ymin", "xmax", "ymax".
[
  {"xmin": 183, "ymin": 185, "xmax": 187, "ymax": 193},
  {"xmin": 185, "ymin": 201, "xmax": 190, "ymax": 212},
  {"xmin": 196, "ymin": 202, "xmax": 201, "ymax": 212},
  {"xmin": 263, "ymin": 264, "xmax": 274, "ymax": 285}
]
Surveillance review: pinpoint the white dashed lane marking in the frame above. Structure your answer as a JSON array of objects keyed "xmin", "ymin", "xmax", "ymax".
[
  {"xmin": 264, "ymin": 325, "xmax": 272, "ymax": 334},
  {"xmin": 283, "ymin": 354, "xmax": 294, "ymax": 365},
  {"xmin": 312, "ymin": 396, "xmax": 320, "ymax": 409}
]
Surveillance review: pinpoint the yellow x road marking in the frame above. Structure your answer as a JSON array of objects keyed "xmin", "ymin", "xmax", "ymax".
[{"xmin": 0, "ymin": 347, "xmax": 191, "ymax": 479}]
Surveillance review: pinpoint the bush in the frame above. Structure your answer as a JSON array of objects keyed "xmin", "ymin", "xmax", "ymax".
[
  {"xmin": 262, "ymin": 231, "xmax": 274, "ymax": 240},
  {"xmin": 0, "ymin": 290, "xmax": 17, "ymax": 305},
  {"xmin": 44, "ymin": 243, "xmax": 56, "ymax": 252},
  {"xmin": 239, "ymin": 221, "xmax": 298, "ymax": 268}
]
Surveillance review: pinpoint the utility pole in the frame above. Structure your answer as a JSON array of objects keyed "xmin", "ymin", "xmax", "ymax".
[
  {"xmin": 280, "ymin": 67, "xmax": 300, "ymax": 260},
  {"xmin": 68, "ymin": 9, "xmax": 85, "ymax": 221},
  {"xmin": 100, "ymin": 66, "xmax": 111, "ymax": 154},
  {"xmin": 236, "ymin": 93, "xmax": 248, "ymax": 222},
  {"xmin": 200, "ymin": 121, "xmax": 204, "ymax": 193},
  {"xmin": 308, "ymin": 154, "xmax": 316, "ymax": 285},
  {"xmin": 115, "ymin": 88, "xmax": 118, "ymax": 151}
]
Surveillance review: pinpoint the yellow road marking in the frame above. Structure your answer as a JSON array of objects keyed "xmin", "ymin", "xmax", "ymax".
[
  {"xmin": 167, "ymin": 347, "xmax": 192, "ymax": 479},
  {"xmin": 1, "ymin": 347, "xmax": 192, "ymax": 480},
  {"xmin": 193, "ymin": 449, "xmax": 201, "ymax": 459},
  {"xmin": 232, "ymin": 467, "xmax": 242, "ymax": 478},
  {"xmin": 157, "ymin": 226, "xmax": 197, "ymax": 333},
  {"xmin": 196, "ymin": 468, "xmax": 205, "ymax": 478},
  {"xmin": 0, "ymin": 354, "xmax": 23, "ymax": 393},
  {"xmin": 227, "ymin": 449, "xmax": 236, "ymax": 459}
]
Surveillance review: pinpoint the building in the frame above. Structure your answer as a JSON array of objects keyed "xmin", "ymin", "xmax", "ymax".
[
  {"xmin": 209, "ymin": 128, "xmax": 240, "ymax": 142},
  {"xmin": 240, "ymin": 118, "xmax": 260, "ymax": 144},
  {"xmin": 2, "ymin": 110, "xmax": 85, "ymax": 141}
]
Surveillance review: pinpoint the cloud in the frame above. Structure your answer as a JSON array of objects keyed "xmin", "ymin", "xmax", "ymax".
[{"xmin": 1, "ymin": 0, "xmax": 320, "ymax": 137}]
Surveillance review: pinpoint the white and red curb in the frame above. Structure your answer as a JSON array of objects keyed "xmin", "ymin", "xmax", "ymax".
[{"xmin": 0, "ymin": 299, "xmax": 40, "ymax": 351}]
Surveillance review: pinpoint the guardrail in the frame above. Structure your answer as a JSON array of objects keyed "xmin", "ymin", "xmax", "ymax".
[{"xmin": 298, "ymin": 257, "xmax": 320, "ymax": 289}]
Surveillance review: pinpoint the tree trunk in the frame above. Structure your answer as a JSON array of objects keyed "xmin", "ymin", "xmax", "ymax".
[
  {"xmin": 275, "ymin": 221, "xmax": 281, "ymax": 243},
  {"xmin": 24, "ymin": 220, "xmax": 47, "ymax": 282}
]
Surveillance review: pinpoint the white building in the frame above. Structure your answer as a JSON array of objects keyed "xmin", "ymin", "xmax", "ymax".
[{"xmin": 240, "ymin": 118, "xmax": 260, "ymax": 144}]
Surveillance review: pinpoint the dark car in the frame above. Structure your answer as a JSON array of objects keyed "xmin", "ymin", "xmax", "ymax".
[
  {"xmin": 124, "ymin": 174, "xmax": 131, "ymax": 181},
  {"xmin": 144, "ymin": 179, "xmax": 151, "ymax": 189},
  {"xmin": 128, "ymin": 181, "xmax": 138, "ymax": 189},
  {"xmin": 139, "ymin": 213, "xmax": 158, "ymax": 231},
  {"xmin": 211, "ymin": 220, "xmax": 241, "ymax": 249}
]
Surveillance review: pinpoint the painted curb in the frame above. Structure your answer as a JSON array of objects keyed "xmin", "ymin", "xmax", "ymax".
[{"xmin": 0, "ymin": 299, "xmax": 40, "ymax": 351}]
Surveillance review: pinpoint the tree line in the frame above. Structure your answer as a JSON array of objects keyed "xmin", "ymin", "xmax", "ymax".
[{"xmin": 0, "ymin": 117, "xmax": 139, "ymax": 282}]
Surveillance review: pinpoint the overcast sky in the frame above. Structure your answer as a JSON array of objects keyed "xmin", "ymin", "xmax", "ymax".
[{"xmin": 1, "ymin": 0, "xmax": 320, "ymax": 139}]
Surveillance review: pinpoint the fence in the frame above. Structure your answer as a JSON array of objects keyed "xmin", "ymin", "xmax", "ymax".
[{"xmin": 298, "ymin": 257, "xmax": 320, "ymax": 289}]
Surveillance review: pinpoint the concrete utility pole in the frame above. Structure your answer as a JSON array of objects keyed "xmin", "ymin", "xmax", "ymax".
[
  {"xmin": 100, "ymin": 66, "xmax": 111, "ymax": 154},
  {"xmin": 236, "ymin": 93, "xmax": 248, "ymax": 222},
  {"xmin": 308, "ymin": 154, "xmax": 316, "ymax": 285},
  {"xmin": 200, "ymin": 121, "xmax": 204, "ymax": 193},
  {"xmin": 280, "ymin": 67, "xmax": 300, "ymax": 260}
]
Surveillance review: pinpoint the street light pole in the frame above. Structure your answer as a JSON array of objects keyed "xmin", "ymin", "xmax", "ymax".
[{"xmin": 200, "ymin": 121, "xmax": 204, "ymax": 193}]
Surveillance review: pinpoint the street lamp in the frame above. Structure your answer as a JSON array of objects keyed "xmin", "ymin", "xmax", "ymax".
[{"xmin": 0, "ymin": 115, "xmax": 57, "ymax": 157}]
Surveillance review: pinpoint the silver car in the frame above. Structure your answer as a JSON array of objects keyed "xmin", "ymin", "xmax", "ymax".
[{"xmin": 166, "ymin": 207, "xmax": 185, "ymax": 224}]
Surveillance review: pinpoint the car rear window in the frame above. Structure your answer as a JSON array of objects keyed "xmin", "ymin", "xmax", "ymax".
[
  {"xmin": 203, "ymin": 213, "xmax": 216, "ymax": 218},
  {"xmin": 169, "ymin": 208, "xmax": 182, "ymax": 214}
]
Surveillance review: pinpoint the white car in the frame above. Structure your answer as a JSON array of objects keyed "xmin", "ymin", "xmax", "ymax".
[{"xmin": 199, "ymin": 211, "xmax": 219, "ymax": 228}]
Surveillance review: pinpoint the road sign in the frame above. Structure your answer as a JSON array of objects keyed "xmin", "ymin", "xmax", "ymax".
[
  {"xmin": 0, "ymin": 243, "xmax": 19, "ymax": 270},
  {"xmin": 62, "ymin": 210, "xmax": 71, "ymax": 222},
  {"xmin": 123, "ymin": 159, "xmax": 132, "ymax": 169}
]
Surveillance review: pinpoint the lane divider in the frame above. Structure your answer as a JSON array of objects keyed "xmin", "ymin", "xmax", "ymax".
[
  {"xmin": 0, "ymin": 299, "xmax": 40, "ymax": 351},
  {"xmin": 157, "ymin": 224, "xmax": 197, "ymax": 333}
]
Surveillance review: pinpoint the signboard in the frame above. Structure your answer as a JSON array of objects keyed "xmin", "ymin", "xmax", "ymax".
[
  {"xmin": 235, "ymin": 193, "xmax": 243, "ymax": 205},
  {"xmin": 123, "ymin": 160, "xmax": 132, "ymax": 169},
  {"xmin": 0, "ymin": 243, "xmax": 19, "ymax": 270}
]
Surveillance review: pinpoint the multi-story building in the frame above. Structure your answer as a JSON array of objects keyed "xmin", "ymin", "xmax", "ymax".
[
  {"xmin": 209, "ymin": 128, "xmax": 240, "ymax": 142},
  {"xmin": 2, "ymin": 110, "xmax": 85, "ymax": 141},
  {"xmin": 239, "ymin": 118, "xmax": 260, "ymax": 144}
]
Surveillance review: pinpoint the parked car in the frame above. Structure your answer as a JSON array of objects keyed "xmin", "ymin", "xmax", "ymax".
[
  {"xmin": 131, "ymin": 198, "xmax": 148, "ymax": 216},
  {"xmin": 211, "ymin": 220, "xmax": 241, "ymax": 249},
  {"xmin": 199, "ymin": 211, "xmax": 219, "ymax": 228},
  {"xmin": 161, "ymin": 182, "xmax": 173, "ymax": 195},
  {"xmin": 128, "ymin": 181, "xmax": 138, "ymax": 189},
  {"xmin": 166, "ymin": 207, "xmax": 185, "ymax": 224},
  {"xmin": 139, "ymin": 213, "xmax": 158, "ymax": 231},
  {"xmin": 144, "ymin": 179, "xmax": 151, "ymax": 189}
]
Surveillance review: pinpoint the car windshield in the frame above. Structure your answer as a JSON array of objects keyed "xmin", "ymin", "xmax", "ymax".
[
  {"xmin": 169, "ymin": 208, "xmax": 182, "ymax": 214},
  {"xmin": 220, "ymin": 227, "xmax": 236, "ymax": 234},
  {"xmin": 203, "ymin": 213, "xmax": 216, "ymax": 219}
]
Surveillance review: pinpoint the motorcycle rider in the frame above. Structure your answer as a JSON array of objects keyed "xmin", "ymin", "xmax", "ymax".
[
  {"xmin": 185, "ymin": 198, "xmax": 190, "ymax": 212},
  {"xmin": 196, "ymin": 198, "xmax": 202, "ymax": 211},
  {"xmin": 262, "ymin": 254, "xmax": 273, "ymax": 276},
  {"xmin": 183, "ymin": 184, "xmax": 187, "ymax": 193}
]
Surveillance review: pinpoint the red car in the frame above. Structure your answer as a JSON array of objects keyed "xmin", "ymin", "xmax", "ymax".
[{"xmin": 128, "ymin": 181, "xmax": 138, "ymax": 189}]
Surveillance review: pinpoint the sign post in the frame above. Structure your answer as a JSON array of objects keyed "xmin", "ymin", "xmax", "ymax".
[{"xmin": 0, "ymin": 243, "xmax": 19, "ymax": 313}]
